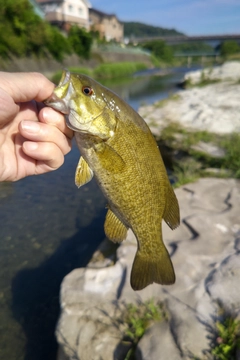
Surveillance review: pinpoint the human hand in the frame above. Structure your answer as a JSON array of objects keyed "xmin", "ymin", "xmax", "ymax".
[{"xmin": 0, "ymin": 71, "xmax": 73, "ymax": 182}]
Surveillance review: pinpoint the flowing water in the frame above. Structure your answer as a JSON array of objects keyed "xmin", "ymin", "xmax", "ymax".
[{"xmin": 0, "ymin": 66, "xmax": 198, "ymax": 360}]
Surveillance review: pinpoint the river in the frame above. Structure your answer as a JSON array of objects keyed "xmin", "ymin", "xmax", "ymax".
[{"xmin": 0, "ymin": 66, "xmax": 198, "ymax": 360}]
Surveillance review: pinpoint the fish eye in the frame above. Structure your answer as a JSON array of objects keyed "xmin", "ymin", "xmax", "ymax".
[{"xmin": 82, "ymin": 86, "xmax": 93, "ymax": 96}]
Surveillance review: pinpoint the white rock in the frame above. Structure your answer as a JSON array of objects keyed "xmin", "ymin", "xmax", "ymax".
[
  {"xmin": 206, "ymin": 253, "xmax": 240, "ymax": 314},
  {"xmin": 139, "ymin": 62, "xmax": 240, "ymax": 135},
  {"xmin": 184, "ymin": 61, "xmax": 240, "ymax": 84},
  {"xmin": 57, "ymin": 178, "xmax": 240, "ymax": 360},
  {"xmin": 135, "ymin": 322, "xmax": 182, "ymax": 360}
]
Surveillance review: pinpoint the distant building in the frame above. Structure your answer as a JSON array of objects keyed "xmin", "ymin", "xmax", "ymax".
[
  {"xmin": 36, "ymin": 0, "xmax": 91, "ymax": 31},
  {"xmin": 89, "ymin": 8, "xmax": 124, "ymax": 42}
]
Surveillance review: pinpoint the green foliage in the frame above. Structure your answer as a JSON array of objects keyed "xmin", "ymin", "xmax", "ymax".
[
  {"xmin": 123, "ymin": 21, "xmax": 184, "ymax": 37},
  {"xmin": 45, "ymin": 25, "xmax": 72, "ymax": 61},
  {"xmin": 221, "ymin": 133, "xmax": 240, "ymax": 178},
  {"xmin": 68, "ymin": 25, "xmax": 93, "ymax": 59},
  {"xmin": 51, "ymin": 67, "xmax": 93, "ymax": 84},
  {"xmin": 171, "ymin": 41, "xmax": 214, "ymax": 54},
  {"xmin": 122, "ymin": 300, "xmax": 165, "ymax": 360},
  {"xmin": 0, "ymin": 0, "xmax": 71, "ymax": 60},
  {"xmin": 220, "ymin": 40, "xmax": 240, "ymax": 57},
  {"xmin": 158, "ymin": 122, "xmax": 240, "ymax": 186},
  {"xmin": 0, "ymin": 0, "xmax": 96, "ymax": 61},
  {"xmin": 93, "ymin": 62, "xmax": 147, "ymax": 79},
  {"xmin": 211, "ymin": 317, "xmax": 240, "ymax": 360},
  {"xmin": 142, "ymin": 40, "xmax": 174, "ymax": 62}
]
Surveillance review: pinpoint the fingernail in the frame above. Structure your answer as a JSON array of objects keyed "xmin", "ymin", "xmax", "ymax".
[
  {"xmin": 24, "ymin": 142, "xmax": 38, "ymax": 151},
  {"xmin": 21, "ymin": 121, "xmax": 41, "ymax": 133}
]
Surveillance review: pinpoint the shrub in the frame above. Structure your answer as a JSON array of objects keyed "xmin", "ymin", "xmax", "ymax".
[
  {"xmin": 220, "ymin": 40, "xmax": 240, "ymax": 57},
  {"xmin": 68, "ymin": 25, "xmax": 93, "ymax": 59}
]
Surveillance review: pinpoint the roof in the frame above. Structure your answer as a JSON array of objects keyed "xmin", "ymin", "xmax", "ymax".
[
  {"xmin": 89, "ymin": 8, "xmax": 122, "ymax": 22},
  {"xmin": 36, "ymin": 0, "xmax": 91, "ymax": 6}
]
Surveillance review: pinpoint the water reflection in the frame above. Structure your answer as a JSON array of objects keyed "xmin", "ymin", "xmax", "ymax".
[
  {"xmin": 103, "ymin": 67, "xmax": 192, "ymax": 110},
  {"xmin": 11, "ymin": 213, "xmax": 106, "ymax": 360},
  {"xmin": 0, "ymin": 144, "xmax": 106, "ymax": 360}
]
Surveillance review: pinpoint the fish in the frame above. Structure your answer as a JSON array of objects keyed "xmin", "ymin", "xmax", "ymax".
[{"xmin": 45, "ymin": 70, "xmax": 180, "ymax": 291}]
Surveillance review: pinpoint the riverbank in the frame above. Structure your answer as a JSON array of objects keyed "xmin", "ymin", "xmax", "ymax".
[
  {"xmin": 56, "ymin": 61, "xmax": 240, "ymax": 360},
  {"xmin": 0, "ymin": 50, "xmax": 153, "ymax": 75},
  {"xmin": 139, "ymin": 61, "xmax": 240, "ymax": 135},
  {"xmin": 139, "ymin": 61, "xmax": 240, "ymax": 185}
]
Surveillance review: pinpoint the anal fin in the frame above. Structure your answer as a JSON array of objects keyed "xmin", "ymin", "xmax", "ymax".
[
  {"xmin": 104, "ymin": 209, "xmax": 128, "ymax": 243},
  {"xmin": 163, "ymin": 185, "xmax": 180, "ymax": 230},
  {"xmin": 75, "ymin": 156, "xmax": 93, "ymax": 188}
]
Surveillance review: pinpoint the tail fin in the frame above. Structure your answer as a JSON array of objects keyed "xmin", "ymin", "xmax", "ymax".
[{"xmin": 130, "ymin": 246, "xmax": 175, "ymax": 291}]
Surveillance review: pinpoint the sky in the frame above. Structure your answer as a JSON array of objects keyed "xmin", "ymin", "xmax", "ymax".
[{"xmin": 90, "ymin": 0, "xmax": 240, "ymax": 36}]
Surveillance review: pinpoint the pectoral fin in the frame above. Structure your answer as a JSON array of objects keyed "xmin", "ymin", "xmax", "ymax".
[
  {"xmin": 75, "ymin": 156, "xmax": 93, "ymax": 188},
  {"xmin": 104, "ymin": 209, "xmax": 128, "ymax": 243},
  {"xmin": 163, "ymin": 185, "xmax": 180, "ymax": 230},
  {"xmin": 94, "ymin": 142, "xmax": 125, "ymax": 173}
]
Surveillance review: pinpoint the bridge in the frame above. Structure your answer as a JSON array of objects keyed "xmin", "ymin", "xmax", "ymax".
[
  {"xmin": 174, "ymin": 51, "xmax": 221, "ymax": 67},
  {"xmin": 132, "ymin": 34, "xmax": 240, "ymax": 45}
]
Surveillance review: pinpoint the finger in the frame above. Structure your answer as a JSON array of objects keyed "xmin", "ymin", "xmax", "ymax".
[
  {"xmin": 22, "ymin": 141, "xmax": 65, "ymax": 173},
  {"xmin": 19, "ymin": 120, "xmax": 72, "ymax": 155},
  {"xmin": 0, "ymin": 72, "xmax": 55, "ymax": 103},
  {"xmin": 39, "ymin": 107, "xmax": 73, "ymax": 139}
]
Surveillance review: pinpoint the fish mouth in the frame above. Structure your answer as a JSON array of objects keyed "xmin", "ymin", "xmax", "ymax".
[
  {"xmin": 44, "ymin": 70, "xmax": 71, "ymax": 114},
  {"xmin": 45, "ymin": 93, "xmax": 70, "ymax": 114},
  {"xmin": 58, "ymin": 69, "xmax": 71, "ymax": 87}
]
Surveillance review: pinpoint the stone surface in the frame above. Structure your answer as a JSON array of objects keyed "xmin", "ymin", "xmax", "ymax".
[
  {"xmin": 206, "ymin": 252, "xmax": 240, "ymax": 314},
  {"xmin": 56, "ymin": 178, "xmax": 240, "ymax": 360},
  {"xmin": 191, "ymin": 141, "xmax": 226, "ymax": 158},
  {"xmin": 184, "ymin": 61, "xmax": 240, "ymax": 84},
  {"xmin": 135, "ymin": 322, "xmax": 182, "ymax": 360},
  {"xmin": 138, "ymin": 62, "xmax": 240, "ymax": 135},
  {"xmin": 55, "ymin": 61, "xmax": 240, "ymax": 360}
]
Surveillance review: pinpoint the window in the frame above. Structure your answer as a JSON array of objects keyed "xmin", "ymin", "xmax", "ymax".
[
  {"xmin": 68, "ymin": 5, "xmax": 73, "ymax": 12},
  {"xmin": 79, "ymin": 7, "xmax": 83, "ymax": 15}
]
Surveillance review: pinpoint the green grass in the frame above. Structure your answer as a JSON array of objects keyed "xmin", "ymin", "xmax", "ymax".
[
  {"xmin": 211, "ymin": 316, "xmax": 240, "ymax": 360},
  {"xmin": 183, "ymin": 68, "xmax": 221, "ymax": 89},
  {"xmin": 93, "ymin": 62, "xmax": 147, "ymax": 79},
  {"xmin": 121, "ymin": 300, "xmax": 166, "ymax": 360},
  {"xmin": 51, "ymin": 66, "xmax": 93, "ymax": 84},
  {"xmin": 158, "ymin": 123, "xmax": 240, "ymax": 187},
  {"xmin": 121, "ymin": 302, "xmax": 240, "ymax": 360},
  {"xmin": 50, "ymin": 61, "xmax": 148, "ymax": 84},
  {"xmin": 154, "ymin": 93, "xmax": 181, "ymax": 108}
]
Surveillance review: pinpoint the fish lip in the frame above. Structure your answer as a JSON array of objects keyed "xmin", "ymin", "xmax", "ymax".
[
  {"xmin": 44, "ymin": 93, "xmax": 69, "ymax": 114},
  {"xmin": 59, "ymin": 69, "xmax": 71, "ymax": 87}
]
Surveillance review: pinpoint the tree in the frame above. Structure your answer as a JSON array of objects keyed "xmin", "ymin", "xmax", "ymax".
[
  {"xmin": 220, "ymin": 40, "xmax": 240, "ymax": 57},
  {"xmin": 143, "ymin": 40, "xmax": 173, "ymax": 62},
  {"xmin": 0, "ymin": 0, "xmax": 71, "ymax": 60},
  {"xmin": 68, "ymin": 25, "xmax": 93, "ymax": 59}
]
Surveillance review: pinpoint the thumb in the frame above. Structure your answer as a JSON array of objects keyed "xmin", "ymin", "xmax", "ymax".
[
  {"xmin": 0, "ymin": 87, "xmax": 19, "ymax": 126},
  {"xmin": 0, "ymin": 72, "xmax": 55, "ymax": 103}
]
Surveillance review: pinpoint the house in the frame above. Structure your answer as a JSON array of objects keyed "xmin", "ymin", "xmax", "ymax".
[
  {"xmin": 89, "ymin": 8, "xmax": 124, "ymax": 43},
  {"xmin": 36, "ymin": 0, "xmax": 91, "ymax": 31}
]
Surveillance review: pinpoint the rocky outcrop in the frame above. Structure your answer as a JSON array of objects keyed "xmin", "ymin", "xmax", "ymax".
[
  {"xmin": 139, "ymin": 61, "xmax": 240, "ymax": 136},
  {"xmin": 56, "ymin": 178, "xmax": 240, "ymax": 360},
  {"xmin": 184, "ymin": 61, "xmax": 240, "ymax": 84}
]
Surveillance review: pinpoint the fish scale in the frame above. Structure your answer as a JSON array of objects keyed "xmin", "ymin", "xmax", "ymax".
[{"xmin": 45, "ymin": 70, "xmax": 180, "ymax": 291}]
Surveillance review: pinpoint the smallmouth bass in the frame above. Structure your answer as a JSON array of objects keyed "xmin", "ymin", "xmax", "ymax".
[{"xmin": 46, "ymin": 70, "xmax": 180, "ymax": 291}]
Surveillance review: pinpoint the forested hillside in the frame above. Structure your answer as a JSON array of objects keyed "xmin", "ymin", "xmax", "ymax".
[{"xmin": 123, "ymin": 21, "xmax": 184, "ymax": 38}]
